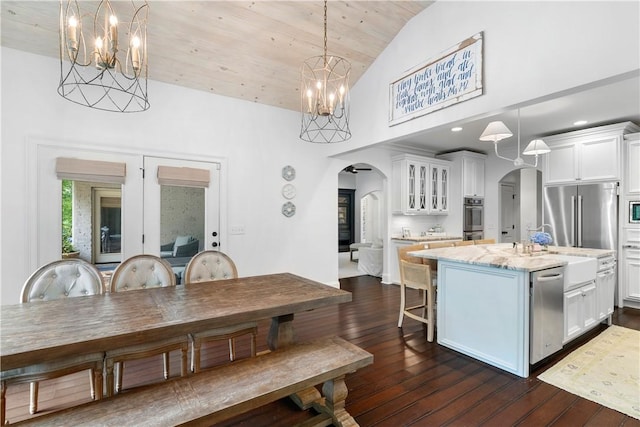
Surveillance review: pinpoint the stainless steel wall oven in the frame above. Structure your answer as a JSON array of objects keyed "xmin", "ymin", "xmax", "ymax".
[{"xmin": 464, "ymin": 197, "xmax": 484, "ymax": 233}]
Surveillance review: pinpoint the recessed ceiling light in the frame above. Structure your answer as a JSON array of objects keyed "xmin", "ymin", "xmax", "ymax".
[
  {"xmin": 451, "ymin": 127, "xmax": 463, "ymax": 132},
  {"xmin": 573, "ymin": 120, "xmax": 588, "ymax": 126}
]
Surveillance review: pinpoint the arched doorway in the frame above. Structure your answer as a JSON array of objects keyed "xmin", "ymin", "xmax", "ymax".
[
  {"xmin": 338, "ymin": 163, "xmax": 385, "ymax": 278},
  {"xmin": 498, "ymin": 168, "xmax": 542, "ymax": 243}
]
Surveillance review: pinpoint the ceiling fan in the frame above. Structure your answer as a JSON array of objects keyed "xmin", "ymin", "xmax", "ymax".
[{"xmin": 343, "ymin": 165, "xmax": 372, "ymax": 174}]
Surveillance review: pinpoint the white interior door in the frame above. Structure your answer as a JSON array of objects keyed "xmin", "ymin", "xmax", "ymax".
[
  {"xmin": 500, "ymin": 183, "xmax": 516, "ymax": 243},
  {"xmin": 142, "ymin": 157, "xmax": 221, "ymax": 258}
]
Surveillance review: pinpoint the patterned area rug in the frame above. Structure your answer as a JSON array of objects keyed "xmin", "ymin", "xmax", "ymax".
[{"xmin": 538, "ymin": 325, "xmax": 640, "ymax": 419}]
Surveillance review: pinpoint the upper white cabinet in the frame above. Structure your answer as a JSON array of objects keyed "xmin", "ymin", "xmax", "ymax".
[
  {"xmin": 462, "ymin": 157, "xmax": 485, "ymax": 197},
  {"xmin": 624, "ymin": 133, "xmax": 640, "ymax": 194},
  {"xmin": 392, "ymin": 154, "xmax": 450, "ymax": 215},
  {"xmin": 438, "ymin": 150, "xmax": 486, "ymax": 197},
  {"xmin": 543, "ymin": 122, "xmax": 639, "ymax": 185},
  {"xmin": 429, "ymin": 163, "xmax": 450, "ymax": 214}
]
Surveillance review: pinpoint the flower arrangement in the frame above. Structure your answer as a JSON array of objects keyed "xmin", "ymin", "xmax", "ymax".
[{"xmin": 530, "ymin": 232, "xmax": 553, "ymax": 246}]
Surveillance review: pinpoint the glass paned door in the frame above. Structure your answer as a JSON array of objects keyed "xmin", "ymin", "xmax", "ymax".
[{"xmin": 143, "ymin": 157, "xmax": 220, "ymax": 283}]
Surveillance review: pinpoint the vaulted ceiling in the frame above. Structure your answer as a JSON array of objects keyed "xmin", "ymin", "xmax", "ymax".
[
  {"xmin": 2, "ymin": 1, "xmax": 638, "ymax": 152},
  {"xmin": 1, "ymin": 1, "xmax": 432, "ymax": 111}
]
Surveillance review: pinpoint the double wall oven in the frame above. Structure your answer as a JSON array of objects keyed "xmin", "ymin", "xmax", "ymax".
[{"xmin": 463, "ymin": 197, "xmax": 484, "ymax": 240}]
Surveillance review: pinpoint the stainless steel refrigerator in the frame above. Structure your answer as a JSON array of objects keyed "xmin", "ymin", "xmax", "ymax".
[{"xmin": 543, "ymin": 182, "xmax": 618, "ymax": 250}]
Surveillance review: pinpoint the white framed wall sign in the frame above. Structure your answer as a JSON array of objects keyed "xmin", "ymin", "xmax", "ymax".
[{"xmin": 389, "ymin": 32, "xmax": 484, "ymax": 126}]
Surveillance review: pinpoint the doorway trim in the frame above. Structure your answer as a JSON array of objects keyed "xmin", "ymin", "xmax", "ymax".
[{"xmin": 26, "ymin": 136, "xmax": 228, "ymax": 276}]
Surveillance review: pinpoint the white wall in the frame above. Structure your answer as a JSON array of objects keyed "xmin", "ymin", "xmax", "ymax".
[
  {"xmin": 333, "ymin": 1, "xmax": 640, "ymax": 155},
  {"xmin": 0, "ymin": 47, "xmax": 341, "ymax": 304}
]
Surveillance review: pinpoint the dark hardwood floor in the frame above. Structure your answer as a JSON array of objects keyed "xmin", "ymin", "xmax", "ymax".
[{"xmin": 4, "ymin": 275, "xmax": 640, "ymax": 426}]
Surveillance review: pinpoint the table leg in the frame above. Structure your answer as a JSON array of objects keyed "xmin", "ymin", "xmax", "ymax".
[
  {"xmin": 268, "ymin": 314, "xmax": 322, "ymax": 410},
  {"xmin": 267, "ymin": 314, "xmax": 295, "ymax": 350}
]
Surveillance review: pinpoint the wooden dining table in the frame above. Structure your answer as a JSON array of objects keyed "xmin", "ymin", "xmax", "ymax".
[{"xmin": 0, "ymin": 273, "xmax": 352, "ymax": 372}]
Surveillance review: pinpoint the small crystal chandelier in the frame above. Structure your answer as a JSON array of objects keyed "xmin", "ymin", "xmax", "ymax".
[
  {"xmin": 479, "ymin": 109, "xmax": 550, "ymax": 167},
  {"xmin": 300, "ymin": 0, "xmax": 351, "ymax": 143},
  {"xmin": 58, "ymin": 0, "xmax": 149, "ymax": 112}
]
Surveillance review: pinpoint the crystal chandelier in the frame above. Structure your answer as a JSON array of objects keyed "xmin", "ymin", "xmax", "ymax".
[
  {"xmin": 300, "ymin": 0, "xmax": 351, "ymax": 143},
  {"xmin": 479, "ymin": 109, "xmax": 550, "ymax": 167},
  {"xmin": 58, "ymin": 0, "xmax": 149, "ymax": 112}
]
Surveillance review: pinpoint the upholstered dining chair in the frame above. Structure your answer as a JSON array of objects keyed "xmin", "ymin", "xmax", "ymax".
[
  {"xmin": 105, "ymin": 254, "xmax": 188, "ymax": 396},
  {"xmin": 1, "ymin": 259, "xmax": 104, "ymax": 423},
  {"xmin": 184, "ymin": 251, "xmax": 257, "ymax": 373},
  {"xmin": 398, "ymin": 259, "xmax": 436, "ymax": 342}
]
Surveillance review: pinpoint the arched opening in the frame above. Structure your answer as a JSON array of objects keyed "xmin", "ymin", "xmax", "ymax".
[
  {"xmin": 498, "ymin": 168, "xmax": 542, "ymax": 243},
  {"xmin": 338, "ymin": 163, "xmax": 385, "ymax": 279}
]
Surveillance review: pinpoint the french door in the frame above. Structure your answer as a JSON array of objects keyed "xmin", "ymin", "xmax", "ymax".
[{"xmin": 142, "ymin": 157, "xmax": 221, "ymax": 257}]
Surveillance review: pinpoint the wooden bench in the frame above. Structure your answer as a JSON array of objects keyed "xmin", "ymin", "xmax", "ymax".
[{"xmin": 13, "ymin": 336, "xmax": 373, "ymax": 427}]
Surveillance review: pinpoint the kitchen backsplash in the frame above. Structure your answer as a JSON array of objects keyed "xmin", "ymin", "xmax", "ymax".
[{"xmin": 391, "ymin": 215, "xmax": 449, "ymax": 237}]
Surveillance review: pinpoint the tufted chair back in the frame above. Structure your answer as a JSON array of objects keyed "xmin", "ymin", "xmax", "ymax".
[
  {"xmin": 110, "ymin": 255, "xmax": 176, "ymax": 293},
  {"xmin": 21, "ymin": 259, "xmax": 104, "ymax": 302},
  {"xmin": 184, "ymin": 251, "xmax": 238, "ymax": 284}
]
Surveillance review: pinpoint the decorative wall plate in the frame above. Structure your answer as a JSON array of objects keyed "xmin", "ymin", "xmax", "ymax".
[
  {"xmin": 282, "ymin": 165, "xmax": 296, "ymax": 181},
  {"xmin": 282, "ymin": 201, "xmax": 296, "ymax": 217},
  {"xmin": 282, "ymin": 183, "xmax": 296, "ymax": 200}
]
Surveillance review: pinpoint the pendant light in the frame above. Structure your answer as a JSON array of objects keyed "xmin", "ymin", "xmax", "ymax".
[
  {"xmin": 300, "ymin": 0, "xmax": 351, "ymax": 143},
  {"xmin": 479, "ymin": 109, "xmax": 550, "ymax": 167},
  {"xmin": 58, "ymin": 0, "xmax": 149, "ymax": 112}
]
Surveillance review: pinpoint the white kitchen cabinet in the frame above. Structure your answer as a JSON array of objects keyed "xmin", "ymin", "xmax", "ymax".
[
  {"xmin": 543, "ymin": 122, "xmax": 639, "ymax": 185},
  {"xmin": 462, "ymin": 157, "xmax": 485, "ymax": 197},
  {"xmin": 392, "ymin": 155, "xmax": 451, "ymax": 215},
  {"xmin": 546, "ymin": 137, "xmax": 618, "ymax": 184},
  {"xmin": 437, "ymin": 150, "xmax": 486, "ymax": 198},
  {"xmin": 619, "ymin": 228, "xmax": 640, "ymax": 308},
  {"xmin": 624, "ymin": 133, "xmax": 640, "ymax": 194},
  {"xmin": 564, "ymin": 281, "xmax": 597, "ymax": 343},
  {"xmin": 428, "ymin": 163, "xmax": 449, "ymax": 214},
  {"xmin": 596, "ymin": 268, "xmax": 615, "ymax": 320},
  {"xmin": 621, "ymin": 247, "xmax": 640, "ymax": 306}
]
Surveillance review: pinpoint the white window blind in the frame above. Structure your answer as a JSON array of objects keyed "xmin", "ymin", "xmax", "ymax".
[
  {"xmin": 55, "ymin": 157, "xmax": 126, "ymax": 184},
  {"xmin": 157, "ymin": 166, "xmax": 210, "ymax": 188}
]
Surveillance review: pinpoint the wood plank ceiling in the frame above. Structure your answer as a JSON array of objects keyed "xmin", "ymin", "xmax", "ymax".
[{"xmin": 1, "ymin": 1, "xmax": 432, "ymax": 111}]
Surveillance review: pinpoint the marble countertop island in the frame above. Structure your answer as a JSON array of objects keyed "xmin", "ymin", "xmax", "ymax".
[
  {"xmin": 391, "ymin": 235, "xmax": 462, "ymax": 242},
  {"xmin": 409, "ymin": 243, "xmax": 614, "ymax": 272}
]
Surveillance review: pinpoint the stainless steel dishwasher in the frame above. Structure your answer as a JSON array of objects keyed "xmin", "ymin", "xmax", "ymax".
[{"xmin": 530, "ymin": 266, "xmax": 565, "ymax": 364}]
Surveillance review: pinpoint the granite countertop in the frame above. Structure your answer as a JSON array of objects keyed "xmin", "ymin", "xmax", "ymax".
[
  {"xmin": 391, "ymin": 235, "xmax": 462, "ymax": 242},
  {"xmin": 409, "ymin": 243, "xmax": 614, "ymax": 272}
]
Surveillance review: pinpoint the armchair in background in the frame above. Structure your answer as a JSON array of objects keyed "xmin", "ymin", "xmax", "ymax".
[{"xmin": 160, "ymin": 235, "xmax": 200, "ymax": 259}]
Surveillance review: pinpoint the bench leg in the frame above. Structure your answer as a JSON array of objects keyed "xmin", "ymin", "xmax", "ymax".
[
  {"xmin": 289, "ymin": 386, "xmax": 322, "ymax": 411},
  {"xmin": 313, "ymin": 376, "xmax": 359, "ymax": 427}
]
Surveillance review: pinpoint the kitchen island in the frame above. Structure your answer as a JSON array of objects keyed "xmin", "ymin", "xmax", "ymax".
[{"xmin": 409, "ymin": 243, "xmax": 614, "ymax": 377}]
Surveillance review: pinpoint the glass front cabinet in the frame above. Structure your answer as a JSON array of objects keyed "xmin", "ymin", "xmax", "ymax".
[{"xmin": 392, "ymin": 154, "xmax": 450, "ymax": 215}]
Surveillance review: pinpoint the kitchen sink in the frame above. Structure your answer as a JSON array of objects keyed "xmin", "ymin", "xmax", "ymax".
[{"xmin": 547, "ymin": 255, "xmax": 597, "ymax": 290}]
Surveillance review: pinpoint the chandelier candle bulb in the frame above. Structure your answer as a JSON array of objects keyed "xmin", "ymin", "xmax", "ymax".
[
  {"xmin": 67, "ymin": 16, "xmax": 78, "ymax": 51},
  {"xmin": 94, "ymin": 37, "xmax": 104, "ymax": 69},
  {"xmin": 131, "ymin": 36, "xmax": 141, "ymax": 71},
  {"xmin": 109, "ymin": 15, "xmax": 118, "ymax": 52}
]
